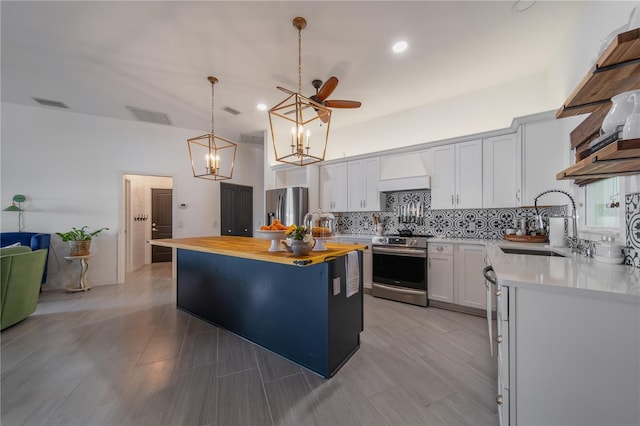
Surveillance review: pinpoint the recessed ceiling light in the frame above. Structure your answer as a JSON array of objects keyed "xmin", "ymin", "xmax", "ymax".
[
  {"xmin": 392, "ymin": 41, "xmax": 408, "ymax": 53},
  {"xmin": 257, "ymin": 103, "xmax": 267, "ymax": 111}
]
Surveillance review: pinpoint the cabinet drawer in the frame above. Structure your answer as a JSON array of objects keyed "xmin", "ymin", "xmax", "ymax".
[{"xmin": 428, "ymin": 243, "xmax": 453, "ymax": 256}]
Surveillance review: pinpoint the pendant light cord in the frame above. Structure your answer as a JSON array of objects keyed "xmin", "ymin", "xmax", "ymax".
[
  {"xmin": 211, "ymin": 80, "xmax": 215, "ymax": 136},
  {"xmin": 298, "ymin": 26, "xmax": 302, "ymax": 94}
]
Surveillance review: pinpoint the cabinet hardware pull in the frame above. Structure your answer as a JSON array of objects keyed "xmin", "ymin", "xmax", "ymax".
[
  {"xmin": 456, "ymin": 194, "xmax": 460, "ymax": 204},
  {"xmin": 496, "ymin": 290, "xmax": 502, "ymax": 296},
  {"xmin": 496, "ymin": 335, "xmax": 503, "ymax": 343},
  {"xmin": 496, "ymin": 395, "xmax": 503, "ymax": 405},
  {"xmin": 451, "ymin": 194, "xmax": 454, "ymax": 205},
  {"xmin": 428, "ymin": 258, "xmax": 431, "ymax": 268},
  {"xmin": 436, "ymin": 246, "xmax": 443, "ymax": 251}
]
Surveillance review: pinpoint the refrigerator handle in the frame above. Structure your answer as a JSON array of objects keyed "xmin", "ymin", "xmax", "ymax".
[{"xmin": 277, "ymin": 192, "xmax": 283, "ymax": 222}]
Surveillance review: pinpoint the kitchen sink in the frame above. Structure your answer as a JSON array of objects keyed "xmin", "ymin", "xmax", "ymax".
[{"xmin": 500, "ymin": 247, "xmax": 566, "ymax": 257}]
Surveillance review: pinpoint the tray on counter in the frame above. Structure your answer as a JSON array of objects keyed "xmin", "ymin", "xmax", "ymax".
[{"xmin": 503, "ymin": 234, "xmax": 548, "ymax": 243}]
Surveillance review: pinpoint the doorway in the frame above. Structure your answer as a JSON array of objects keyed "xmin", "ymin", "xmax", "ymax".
[
  {"xmin": 151, "ymin": 188, "xmax": 173, "ymax": 262},
  {"xmin": 220, "ymin": 182, "xmax": 253, "ymax": 236},
  {"xmin": 119, "ymin": 174, "xmax": 173, "ymax": 282}
]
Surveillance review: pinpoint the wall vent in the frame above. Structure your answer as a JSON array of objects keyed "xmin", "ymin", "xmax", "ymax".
[
  {"xmin": 223, "ymin": 106, "xmax": 241, "ymax": 116},
  {"xmin": 240, "ymin": 133, "xmax": 264, "ymax": 145},
  {"xmin": 126, "ymin": 106, "xmax": 172, "ymax": 125},
  {"xmin": 32, "ymin": 97, "xmax": 68, "ymax": 109}
]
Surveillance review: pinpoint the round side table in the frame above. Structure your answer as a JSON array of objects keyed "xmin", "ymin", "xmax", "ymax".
[{"xmin": 64, "ymin": 254, "xmax": 93, "ymax": 292}]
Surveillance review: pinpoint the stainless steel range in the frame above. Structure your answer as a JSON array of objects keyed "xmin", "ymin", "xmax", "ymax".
[{"xmin": 371, "ymin": 232, "xmax": 432, "ymax": 307}]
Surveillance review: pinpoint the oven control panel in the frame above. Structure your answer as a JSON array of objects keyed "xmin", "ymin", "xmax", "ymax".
[{"xmin": 372, "ymin": 236, "xmax": 429, "ymax": 249}]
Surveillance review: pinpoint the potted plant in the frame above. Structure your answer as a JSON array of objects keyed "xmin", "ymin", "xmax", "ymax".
[
  {"xmin": 56, "ymin": 226, "xmax": 109, "ymax": 256},
  {"xmin": 284, "ymin": 225, "xmax": 315, "ymax": 256}
]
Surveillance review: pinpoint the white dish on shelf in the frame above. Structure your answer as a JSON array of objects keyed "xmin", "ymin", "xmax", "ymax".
[
  {"xmin": 255, "ymin": 230, "xmax": 287, "ymax": 251},
  {"xmin": 593, "ymin": 254, "xmax": 624, "ymax": 265}
]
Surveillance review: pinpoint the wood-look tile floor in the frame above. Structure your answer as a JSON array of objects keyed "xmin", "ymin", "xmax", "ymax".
[{"xmin": 1, "ymin": 263, "xmax": 498, "ymax": 426}]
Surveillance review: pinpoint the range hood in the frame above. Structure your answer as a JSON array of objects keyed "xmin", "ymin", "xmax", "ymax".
[{"xmin": 378, "ymin": 175, "xmax": 431, "ymax": 192}]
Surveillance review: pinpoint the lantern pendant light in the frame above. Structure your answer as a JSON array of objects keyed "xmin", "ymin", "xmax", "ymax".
[
  {"xmin": 268, "ymin": 17, "xmax": 331, "ymax": 167},
  {"xmin": 187, "ymin": 76, "xmax": 237, "ymax": 181}
]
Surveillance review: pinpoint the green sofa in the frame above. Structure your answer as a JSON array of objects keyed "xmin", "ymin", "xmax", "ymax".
[{"xmin": 1, "ymin": 246, "xmax": 47, "ymax": 330}]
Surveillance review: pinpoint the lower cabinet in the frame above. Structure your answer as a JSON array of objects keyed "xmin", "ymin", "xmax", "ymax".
[
  {"xmin": 338, "ymin": 236, "xmax": 372, "ymax": 290},
  {"xmin": 496, "ymin": 283, "xmax": 640, "ymax": 426},
  {"xmin": 454, "ymin": 244, "xmax": 488, "ymax": 310},
  {"xmin": 427, "ymin": 243, "xmax": 454, "ymax": 303},
  {"xmin": 428, "ymin": 242, "xmax": 488, "ymax": 312}
]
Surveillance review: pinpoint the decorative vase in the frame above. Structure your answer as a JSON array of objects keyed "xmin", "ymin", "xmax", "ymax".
[
  {"xmin": 623, "ymin": 91, "xmax": 640, "ymax": 140},
  {"xmin": 68, "ymin": 240, "xmax": 91, "ymax": 256},
  {"xmin": 602, "ymin": 90, "xmax": 639, "ymax": 134},
  {"xmin": 290, "ymin": 239, "xmax": 315, "ymax": 256}
]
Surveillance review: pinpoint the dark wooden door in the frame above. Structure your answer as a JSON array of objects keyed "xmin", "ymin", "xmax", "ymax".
[
  {"xmin": 220, "ymin": 183, "xmax": 253, "ymax": 237},
  {"xmin": 152, "ymin": 188, "xmax": 173, "ymax": 262}
]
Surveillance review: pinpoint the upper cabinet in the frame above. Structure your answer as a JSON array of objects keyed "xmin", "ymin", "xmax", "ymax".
[
  {"xmin": 521, "ymin": 119, "xmax": 570, "ymax": 206},
  {"xmin": 556, "ymin": 28, "xmax": 640, "ymax": 182},
  {"xmin": 320, "ymin": 163, "xmax": 348, "ymax": 212},
  {"xmin": 347, "ymin": 157, "xmax": 382, "ymax": 212},
  {"xmin": 483, "ymin": 133, "xmax": 522, "ymax": 208},
  {"xmin": 430, "ymin": 139, "xmax": 483, "ymax": 209}
]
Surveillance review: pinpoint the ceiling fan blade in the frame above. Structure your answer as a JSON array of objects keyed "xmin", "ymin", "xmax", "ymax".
[
  {"xmin": 317, "ymin": 109, "xmax": 330, "ymax": 123},
  {"xmin": 324, "ymin": 100, "xmax": 361, "ymax": 108},
  {"xmin": 316, "ymin": 76, "xmax": 338, "ymax": 101},
  {"xmin": 277, "ymin": 86, "xmax": 296, "ymax": 95}
]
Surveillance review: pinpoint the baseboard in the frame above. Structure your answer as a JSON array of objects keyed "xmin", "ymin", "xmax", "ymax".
[{"xmin": 428, "ymin": 300, "xmax": 495, "ymax": 318}]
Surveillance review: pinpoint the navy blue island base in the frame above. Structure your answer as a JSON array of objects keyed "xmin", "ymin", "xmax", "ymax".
[{"xmin": 176, "ymin": 248, "xmax": 363, "ymax": 378}]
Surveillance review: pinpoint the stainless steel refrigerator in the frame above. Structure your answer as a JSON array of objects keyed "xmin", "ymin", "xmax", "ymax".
[{"xmin": 265, "ymin": 187, "xmax": 309, "ymax": 226}]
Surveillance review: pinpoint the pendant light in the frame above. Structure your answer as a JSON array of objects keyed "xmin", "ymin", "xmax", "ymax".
[
  {"xmin": 187, "ymin": 76, "xmax": 237, "ymax": 181},
  {"xmin": 268, "ymin": 17, "xmax": 331, "ymax": 167}
]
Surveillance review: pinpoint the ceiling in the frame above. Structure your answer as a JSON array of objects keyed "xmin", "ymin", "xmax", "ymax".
[{"xmin": 1, "ymin": 1, "xmax": 585, "ymax": 144}]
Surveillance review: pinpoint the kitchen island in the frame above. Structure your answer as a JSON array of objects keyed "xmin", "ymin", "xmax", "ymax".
[{"xmin": 149, "ymin": 236, "xmax": 366, "ymax": 378}]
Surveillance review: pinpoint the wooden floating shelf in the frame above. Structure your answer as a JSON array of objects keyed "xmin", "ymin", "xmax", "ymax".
[
  {"xmin": 556, "ymin": 139, "xmax": 640, "ymax": 183},
  {"xmin": 557, "ymin": 29, "xmax": 640, "ymax": 119}
]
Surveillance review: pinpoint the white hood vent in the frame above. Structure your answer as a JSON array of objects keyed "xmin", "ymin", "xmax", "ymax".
[{"xmin": 378, "ymin": 175, "xmax": 430, "ymax": 192}]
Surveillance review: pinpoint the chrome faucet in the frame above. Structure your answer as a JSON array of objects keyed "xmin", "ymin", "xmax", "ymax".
[{"xmin": 534, "ymin": 189, "xmax": 582, "ymax": 253}]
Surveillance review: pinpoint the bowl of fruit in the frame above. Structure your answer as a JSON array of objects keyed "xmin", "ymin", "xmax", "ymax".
[{"xmin": 255, "ymin": 220, "xmax": 292, "ymax": 252}]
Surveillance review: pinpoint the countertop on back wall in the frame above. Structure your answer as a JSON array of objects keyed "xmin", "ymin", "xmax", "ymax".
[{"xmin": 427, "ymin": 237, "xmax": 639, "ymax": 302}]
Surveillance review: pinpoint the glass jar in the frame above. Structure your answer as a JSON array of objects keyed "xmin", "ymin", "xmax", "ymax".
[{"xmin": 303, "ymin": 210, "xmax": 335, "ymax": 238}]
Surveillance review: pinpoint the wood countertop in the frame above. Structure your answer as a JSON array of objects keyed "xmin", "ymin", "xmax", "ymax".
[{"xmin": 148, "ymin": 236, "xmax": 367, "ymax": 267}]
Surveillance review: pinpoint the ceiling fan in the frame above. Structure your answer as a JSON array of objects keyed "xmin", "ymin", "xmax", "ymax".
[{"xmin": 278, "ymin": 76, "xmax": 362, "ymax": 123}]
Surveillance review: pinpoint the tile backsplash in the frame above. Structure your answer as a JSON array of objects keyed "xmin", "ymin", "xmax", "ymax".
[
  {"xmin": 336, "ymin": 189, "xmax": 640, "ymax": 269},
  {"xmin": 625, "ymin": 192, "xmax": 640, "ymax": 268},
  {"xmin": 336, "ymin": 190, "xmax": 565, "ymax": 239}
]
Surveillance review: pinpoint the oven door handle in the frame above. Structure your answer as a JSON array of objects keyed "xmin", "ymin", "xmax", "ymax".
[
  {"xmin": 373, "ymin": 283, "xmax": 426, "ymax": 295},
  {"xmin": 373, "ymin": 246, "xmax": 426, "ymax": 258}
]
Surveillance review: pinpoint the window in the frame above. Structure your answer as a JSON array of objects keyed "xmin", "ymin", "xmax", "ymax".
[{"xmin": 584, "ymin": 177, "xmax": 620, "ymax": 228}]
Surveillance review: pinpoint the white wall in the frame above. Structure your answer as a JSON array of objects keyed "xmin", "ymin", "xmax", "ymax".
[
  {"xmin": 1, "ymin": 103, "xmax": 264, "ymax": 288},
  {"xmin": 264, "ymin": 1, "xmax": 636, "ymax": 182}
]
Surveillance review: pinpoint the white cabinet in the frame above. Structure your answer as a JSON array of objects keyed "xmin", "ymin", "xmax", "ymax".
[
  {"xmin": 454, "ymin": 244, "xmax": 488, "ymax": 310},
  {"xmin": 430, "ymin": 139, "xmax": 483, "ymax": 209},
  {"xmin": 320, "ymin": 163, "xmax": 347, "ymax": 212},
  {"xmin": 520, "ymin": 118, "xmax": 569, "ymax": 206},
  {"xmin": 482, "ymin": 133, "xmax": 522, "ymax": 208},
  {"xmin": 347, "ymin": 157, "xmax": 381, "ymax": 212},
  {"xmin": 338, "ymin": 236, "xmax": 372, "ymax": 290},
  {"xmin": 427, "ymin": 243, "xmax": 454, "ymax": 303},
  {"xmin": 495, "ymin": 282, "xmax": 640, "ymax": 426},
  {"xmin": 428, "ymin": 243, "xmax": 489, "ymax": 311}
]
